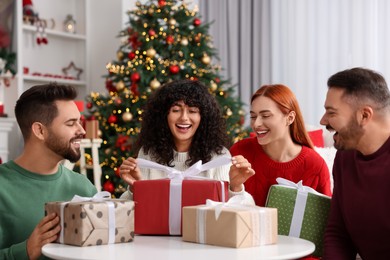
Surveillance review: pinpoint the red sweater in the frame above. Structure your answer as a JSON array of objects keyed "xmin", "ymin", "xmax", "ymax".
[
  {"xmin": 230, "ymin": 137, "xmax": 332, "ymax": 206},
  {"xmin": 323, "ymin": 137, "xmax": 390, "ymax": 259}
]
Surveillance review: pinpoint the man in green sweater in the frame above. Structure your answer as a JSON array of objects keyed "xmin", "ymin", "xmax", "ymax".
[{"xmin": 0, "ymin": 83, "xmax": 97, "ymax": 260}]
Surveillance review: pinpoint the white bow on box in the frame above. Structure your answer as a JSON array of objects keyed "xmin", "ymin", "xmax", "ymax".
[
  {"xmin": 58, "ymin": 191, "xmax": 115, "ymax": 244},
  {"xmin": 136, "ymin": 156, "xmax": 232, "ymax": 235},
  {"xmin": 275, "ymin": 177, "xmax": 330, "ymax": 237}
]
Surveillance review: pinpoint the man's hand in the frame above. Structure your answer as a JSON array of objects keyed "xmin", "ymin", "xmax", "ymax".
[{"xmin": 27, "ymin": 213, "xmax": 60, "ymax": 260}]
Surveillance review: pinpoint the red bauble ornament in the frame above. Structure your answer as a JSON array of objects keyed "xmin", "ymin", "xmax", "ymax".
[
  {"xmin": 166, "ymin": 35, "xmax": 174, "ymax": 44},
  {"xmin": 131, "ymin": 83, "xmax": 140, "ymax": 96},
  {"xmin": 115, "ymin": 168, "xmax": 121, "ymax": 177},
  {"xmin": 131, "ymin": 72, "xmax": 140, "ymax": 82},
  {"xmin": 169, "ymin": 65, "xmax": 180, "ymax": 74},
  {"xmin": 128, "ymin": 51, "xmax": 136, "ymax": 60},
  {"xmin": 148, "ymin": 29, "xmax": 156, "ymax": 36},
  {"xmin": 86, "ymin": 102, "xmax": 93, "ymax": 109},
  {"xmin": 105, "ymin": 80, "xmax": 116, "ymax": 92},
  {"xmin": 158, "ymin": 0, "xmax": 166, "ymax": 7},
  {"xmin": 193, "ymin": 18, "xmax": 201, "ymax": 27},
  {"xmin": 107, "ymin": 114, "xmax": 118, "ymax": 124},
  {"xmin": 103, "ymin": 180, "xmax": 115, "ymax": 193}
]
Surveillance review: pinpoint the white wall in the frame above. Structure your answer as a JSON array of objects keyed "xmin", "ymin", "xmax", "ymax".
[{"xmin": 87, "ymin": 0, "xmax": 130, "ymax": 94}]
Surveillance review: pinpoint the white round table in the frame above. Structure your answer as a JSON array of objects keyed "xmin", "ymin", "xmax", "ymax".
[{"xmin": 42, "ymin": 235, "xmax": 315, "ymax": 260}]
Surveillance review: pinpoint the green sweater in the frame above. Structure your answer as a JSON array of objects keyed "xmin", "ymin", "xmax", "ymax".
[{"xmin": 0, "ymin": 161, "xmax": 97, "ymax": 260}]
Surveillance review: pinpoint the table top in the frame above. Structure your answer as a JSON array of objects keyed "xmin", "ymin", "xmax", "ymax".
[{"xmin": 42, "ymin": 235, "xmax": 315, "ymax": 260}]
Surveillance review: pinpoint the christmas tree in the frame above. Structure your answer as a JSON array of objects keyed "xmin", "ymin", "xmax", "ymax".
[{"xmin": 86, "ymin": 0, "xmax": 249, "ymax": 197}]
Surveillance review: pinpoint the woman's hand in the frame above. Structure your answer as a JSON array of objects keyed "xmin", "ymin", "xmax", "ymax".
[
  {"xmin": 119, "ymin": 157, "xmax": 142, "ymax": 190},
  {"xmin": 229, "ymin": 155, "xmax": 255, "ymax": 192}
]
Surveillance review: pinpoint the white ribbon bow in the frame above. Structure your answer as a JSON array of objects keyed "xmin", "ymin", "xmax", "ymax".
[
  {"xmin": 205, "ymin": 194, "xmax": 256, "ymax": 219},
  {"xmin": 136, "ymin": 156, "xmax": 232, "ymax": 235},
  {"xmin": 197, "ymin": 195, "xmax": 269, "ymax": 245},
  {"xmin": 59, "ymin": 191, "xmax": 116, "ymax": 244},
  {"xmin": 137, "ymin": 155, "xmax": 232, "ymax": 180},
  {"xmin": 275, "ymin": 177, "xmax": 325, "ymax": 237}
]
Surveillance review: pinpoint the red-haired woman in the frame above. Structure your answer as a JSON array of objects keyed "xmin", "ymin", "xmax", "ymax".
[{"xmin": 229, "ymin": 84, "xmax": 332, "ymax": 206}]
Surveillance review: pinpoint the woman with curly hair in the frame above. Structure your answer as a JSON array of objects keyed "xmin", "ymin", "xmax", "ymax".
[{"xmin": 120, "ymin": 79, "xmax": 254, "ymax": 200}]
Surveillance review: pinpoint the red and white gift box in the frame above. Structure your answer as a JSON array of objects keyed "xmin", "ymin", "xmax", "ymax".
[{"xmin": 133, "ymin": 157, "xmax": 231, "ymax": 235}]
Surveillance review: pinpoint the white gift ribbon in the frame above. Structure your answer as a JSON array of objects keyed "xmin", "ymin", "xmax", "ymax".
[
  {"xmin": 196, "ymin": 195, "xmax": 271, "ymax": 245},
  {"xmin": 137, "ymin": 156, "xmax": 231, "ymax": 235},
  {"xmin": 59, "ymin": 191, "xmax": 115, "ymax": 244},
  {"xmin": 275, "ymin": 177, "xmax": 326, "ymax": 237}
]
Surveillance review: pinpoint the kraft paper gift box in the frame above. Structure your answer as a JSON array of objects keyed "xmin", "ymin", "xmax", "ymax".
[
  {"xmin": 85, "ymin": 119, "xmax": 99, "ymax": 139},
  {"xmin": 182, "ymin": 196, "xmax": 278, "ymax": 248},
  {"xmin": 133, "ymin": 157, "xmax": 231, "ymax": 235},
  {"xmin": 45, "ymin": 192, "xmax": 135, "ymax": 247},
  {"xmin": 265, "ymin": 177, "xmax": 331, "ymax": 257}
]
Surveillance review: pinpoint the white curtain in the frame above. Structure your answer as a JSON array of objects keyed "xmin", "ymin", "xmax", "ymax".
[{"xmin": 198, "ymin": 0, "xmax": 390, "ymax": 126}]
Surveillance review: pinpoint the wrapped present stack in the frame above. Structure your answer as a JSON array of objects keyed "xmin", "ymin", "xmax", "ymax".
[
  {"xmin": 133, "ymin": 157, "xmax": 231, "ymax": 235},
  {"xmin": 45, "ymin": 192, "xmax": 134, "ymax": 246},
  {"xmin": 265, "ymin": 177, "xmax": 331, "ymax": 257},
  {"xmin": 182, "ymin": 196, "xmax": 278, "ymax": 248}
]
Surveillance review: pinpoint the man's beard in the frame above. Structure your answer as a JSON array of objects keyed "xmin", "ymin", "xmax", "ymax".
[
  {"xmin": 334, "ymin": 117, "xmax": 364, "ymax": 151},
  {"xmin": 46, "ymin": 132, "xmax": 82, "ymax": 163}
]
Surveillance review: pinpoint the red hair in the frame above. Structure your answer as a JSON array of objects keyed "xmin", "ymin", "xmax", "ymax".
[{"xmin": 251, "ymin": 84, "xmax": 314, "ymax": 149}]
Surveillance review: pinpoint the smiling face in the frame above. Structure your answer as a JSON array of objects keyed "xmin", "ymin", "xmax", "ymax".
[
  {"xmin": 250, "ymin": 95, "xmax": 293, "ymax": 146},
  {"xmin": 320, "ymin": 88, "xmax": 364, "ymax": 150},
  {"xmin": 44, "ymin": 100, "xmax": 86, "ymax": 162},
  {"xmin": 167, "ymin": 100, "xmax": 201, "ymax": 152}
]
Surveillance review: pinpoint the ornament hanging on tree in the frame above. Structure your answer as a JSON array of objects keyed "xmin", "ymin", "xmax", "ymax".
[
  {"xmin": 128, "ymin": 51, "xmax": 136, "ymax": 60},
  {"xmin": 168, "ymin": 18, "xmax": 176, "ymax": 26},
  {"xmin": 150, "ymin": 78, "xmax": 161, "ymax": 89},
  {"xmin": 117, "ymin": 51, "xmax": 124, "ymax": 60},
  {"xmin": 158, "ymin": 0, "xmax": 166, "ymax": 7},
  {"xmin": 166, "ymin": 35, "xmax": 174, "ymax": 44},
  {"xmin": 131, "ymin": 72, "xmax": 140, "ymax": 82},
  {"xmin": 146, "ymin": 48, "xmax": 156, "ymax": 58},
  {"xmin": 180, "ymin": 38, "xmax": 188, "ymax": 46},
  {"xmin": 107, "ymin": 114, "xmax": 118, "ymax": 124},
  {"xmin": 148, "ymin": 29, "xmax": 156, "ymax": 36},
  {"xmin": 210, "ymin": 82, "xmax": 218, "ymax": 91},
  {"xmin": 103, "ymin": 180, "xmax": 115, "ymax": 193},
  {"xmin": 193, "ymin": 18, "xmax": 201, "ymax": 27},
  {"xmin": 169, "ymin": 65, "xmax": 180, "ymax": 74},
  {"xmin": 201, "ymin": 54, "xmax": 211, "ymax": 64},
  {"xmin": 116, "ymin": 81, "xmax": 125, "ymax": 91},
  {"xmin": 122, "ymin": 111, "xmax": 133, "ymax": 122}
]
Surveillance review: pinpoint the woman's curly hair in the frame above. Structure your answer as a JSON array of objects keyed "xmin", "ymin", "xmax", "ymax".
[{"xmin": 135, "ymin": 79, "xmax": 231, "ymax": 166}]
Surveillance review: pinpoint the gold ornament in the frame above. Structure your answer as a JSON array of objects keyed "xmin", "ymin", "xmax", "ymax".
[
  {"xmin": 116, "ymin": 81, "xmax": 125, "ymax": 91},
  {"xmin": 150, "ymin": 78, "xmax": 161, "ymax": 89},
  {"xmin": 210, "ymin": 82, "xmax": 218, "ymax": 91},
  {"xmin": 148, "ymin": 7, "xmax": 154, "ymax": 15},
  {"xmin": 180, "ymin": 38, "xmax": 188, "ymax": 46},
  {"xmin": 117, "ymin": 51, "xmax": 124, "ymax": 60},
  {"xmin": 201, "ymin": 54, "xmax": 211, "ymax": 64},
  {"xmin": 122, "ymin": 112, "xmax": 133, "ymax": 122},
  {"xmin": 146, "ymin": 48, "xmax": 156, "ymax": 58},
  {"xmin": 168, "ymin": 18, "xmax": 176, "ymax": 26}
]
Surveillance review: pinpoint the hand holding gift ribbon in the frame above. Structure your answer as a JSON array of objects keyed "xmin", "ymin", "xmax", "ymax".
[
  {"xmin": 59, "ymin": 191, "xmax": 115, "ymax": 244},
  {"xmin": 275, "ymin": 177, "xmax": 327, "ymax": 237},
  {"xmin": 136, "ymin": 156, "xmax": 232, "ymax": 235}
]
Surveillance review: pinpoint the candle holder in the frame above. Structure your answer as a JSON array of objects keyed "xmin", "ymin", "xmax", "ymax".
[{"xmin": 63, "ymin": 14, "xmax": 76, "ymax": 33}]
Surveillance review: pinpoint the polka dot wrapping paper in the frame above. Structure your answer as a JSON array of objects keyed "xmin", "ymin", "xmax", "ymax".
[
  {"xmin": 45, "ymin": 199, "xmax": 134, "ymax": 246},
  {"xmin": 265, "ymin": 183, "xmax": 331, "ymax": 257}
]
